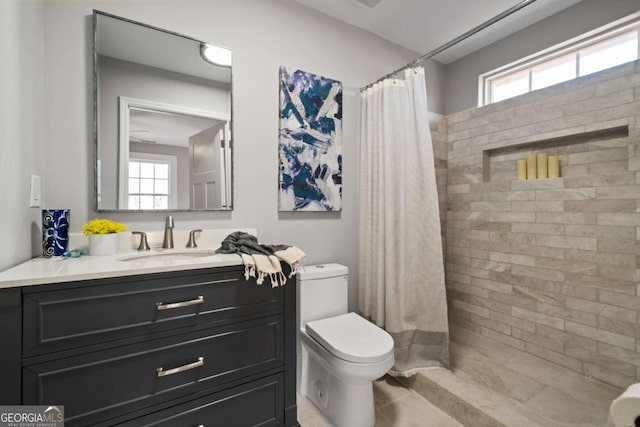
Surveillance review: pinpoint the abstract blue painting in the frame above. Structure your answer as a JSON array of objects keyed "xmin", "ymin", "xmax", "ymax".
[{"xmin": 279, "ymin": 67, "xmax": 342, "ymax": 211}]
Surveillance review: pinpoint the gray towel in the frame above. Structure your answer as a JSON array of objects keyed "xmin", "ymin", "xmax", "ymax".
[{"xmin": 216, "ymin": 232, "xmax": 288, "ymax": 256}]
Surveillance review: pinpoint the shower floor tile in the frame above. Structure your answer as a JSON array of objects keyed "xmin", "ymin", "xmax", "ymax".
[{"xmin": 398, "ymin": 326, "xmax": 622, "ymax": 427}]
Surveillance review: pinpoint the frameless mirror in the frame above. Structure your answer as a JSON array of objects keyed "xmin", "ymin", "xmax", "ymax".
[{"xmin": 94, "ymin": 11, "xmax": 232, "ymax": 211}]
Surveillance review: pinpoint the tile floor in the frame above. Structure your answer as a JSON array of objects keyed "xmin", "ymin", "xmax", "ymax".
[
  {"xmin": 297, "ymin": 326, "xmax": 623, "ymax": 426},
  {"xmin": 400, "ymin": 326, "xmax": 622, "ymax": 427},
  {"xmin": 297, "ymin": 376, "xmax": 462, "ymax": 426}
]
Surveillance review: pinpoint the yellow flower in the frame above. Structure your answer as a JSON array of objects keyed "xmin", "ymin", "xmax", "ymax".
[{"xmin": 82, "ymin": 219, "xmax": 127, "ymax": 235}]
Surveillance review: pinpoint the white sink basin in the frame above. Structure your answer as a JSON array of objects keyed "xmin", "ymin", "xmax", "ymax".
[{"xmin": 117, "ymin": 249, "xmax": 218, "ymax": 262}]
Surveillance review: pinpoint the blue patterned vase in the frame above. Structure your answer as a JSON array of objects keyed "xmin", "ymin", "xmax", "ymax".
[{"xmin": 42, "ymin": 209, "xmax": 70, "ymax": 257}]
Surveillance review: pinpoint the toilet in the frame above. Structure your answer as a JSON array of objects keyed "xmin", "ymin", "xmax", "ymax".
[{"xmin": 297, "ymin": 264, "xmax": 394, "ymax": 427}]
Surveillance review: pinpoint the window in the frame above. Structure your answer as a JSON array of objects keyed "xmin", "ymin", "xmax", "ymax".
[
  {"xmin": 481, "ymin": 18, "xmax": 640, "ymax": 106},
  {"xmin": 531, "ymin": 53, "xmax": 576, "ymax": 90},
  {"xmin": 490, "ymin": 69, "xmax": 529, "ymax": 103},
  {"xmin": 127, "ymin": 154, "xmax": 177, "ymax": 210},
  {"xmin": 579, "ymin": 31, "xmax": 638, "ymax": 76}
]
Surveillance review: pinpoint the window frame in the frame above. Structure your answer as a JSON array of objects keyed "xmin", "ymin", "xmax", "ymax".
[
  {"xmin": 479, "ymin": 15, "xmax": 640, "ymax": 107},
  {"xmin": 127, "ymin": 153, "xmax": 178, "ymax": 210}
]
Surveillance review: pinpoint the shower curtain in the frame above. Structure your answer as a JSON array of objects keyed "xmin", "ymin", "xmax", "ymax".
[{"xmin": 358, "ymin": 67, "xmax": 449, "ymax": 377}]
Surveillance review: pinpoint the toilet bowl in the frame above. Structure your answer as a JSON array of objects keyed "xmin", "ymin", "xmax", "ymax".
[
  {"xmin": 608, "ymin": 383, "xmax": 640, "ymax": 427},
  {"xmin": 297, "ymin": 264, "xmax": 394, "ymax": 427}
]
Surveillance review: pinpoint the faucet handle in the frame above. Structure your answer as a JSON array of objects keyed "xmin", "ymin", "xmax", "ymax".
[
  {"xmin": 132, "ymin": 231, "xmax": 151, "ymax": 251},
  {"xmin": 165, "ymin": 215, "xmax": 174, "ymax": 228},
  {"xmin": 186, "ymin": 229, "xmax": 203, "ymax": 248}
]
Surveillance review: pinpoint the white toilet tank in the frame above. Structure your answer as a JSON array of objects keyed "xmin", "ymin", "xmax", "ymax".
[{"xmin": 297, "ymin": 264, "xmax": 349, "ymax": 329}]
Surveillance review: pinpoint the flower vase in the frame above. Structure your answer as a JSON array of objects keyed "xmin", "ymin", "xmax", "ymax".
[
  {"xmin": 89, "ymin": 233, "xmax": 119, "ymax": 256},
  {"xmin": 42, "ymin": 209, "xmax": 70, "ymax": 257}
]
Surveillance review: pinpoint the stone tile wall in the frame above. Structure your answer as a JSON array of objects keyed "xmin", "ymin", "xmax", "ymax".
[
  {"xmin": 445, "ymin": 60, "xmax": 640, "ymax": 389},
  {"xmin": 430, "ymin": 112, "xmax": 448, "ymax": 249}
]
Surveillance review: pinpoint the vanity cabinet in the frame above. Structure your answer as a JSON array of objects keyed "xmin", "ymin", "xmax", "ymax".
[{"xmin": 2, "ymin": 265, "xmax": 298, "ymax": 426}]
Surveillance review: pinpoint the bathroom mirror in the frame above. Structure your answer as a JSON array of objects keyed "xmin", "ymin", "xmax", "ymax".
[{"xmin": 94, "ymin": 11, "xmax": 233, "ymax": 211}]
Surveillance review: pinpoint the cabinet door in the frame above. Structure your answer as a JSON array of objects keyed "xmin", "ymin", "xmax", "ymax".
[
  {"xmin": 23, "ymin": 315, "xmax": 284, "ymax": 426},
  {"xmin": 23, "ymin": 267, "xmax": 283, "ymax": 357},
  {"xmin": 120, "ymin": 374, "xmax": 284, "ymax": 427},
  {"xmin": 0, "ymin": 288, "xmax": 21, "ymax": 404}
]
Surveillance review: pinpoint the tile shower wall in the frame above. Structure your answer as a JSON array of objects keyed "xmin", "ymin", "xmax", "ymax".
[
  {"xmin": 430, "ymin": 112, "xmax": 448, "ymax": 243},
  {"xmin": 445, "ymin": 60, "xmax": 640, "ymax": 389}
]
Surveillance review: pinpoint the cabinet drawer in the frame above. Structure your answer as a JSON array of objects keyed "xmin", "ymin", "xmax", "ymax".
[
  {"xmin": 23, "ymin": 315, "xmax": 284, "ymax": 426},
  {"xmin": 23, "ymin": 267, "xmax": 282, "ymax": 356},
  {"xmin": 121, "ymin": 374, "xmax": 284, "ymax": 427}
]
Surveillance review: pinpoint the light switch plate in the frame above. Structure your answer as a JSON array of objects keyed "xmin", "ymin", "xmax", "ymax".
[{"xmin": 30, "ymin": 174, "xmax": 41, "ymax": 207}]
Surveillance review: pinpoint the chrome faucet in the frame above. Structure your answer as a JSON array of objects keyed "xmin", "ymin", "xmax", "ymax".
[{"xmin": 162, "ymin": 216, "xmax": 174, "ymax": 249}]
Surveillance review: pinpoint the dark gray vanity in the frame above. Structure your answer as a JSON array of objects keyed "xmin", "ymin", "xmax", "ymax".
[{"xmin": 0, "ymin": 264, "xmax": 298, "ymax": 426}]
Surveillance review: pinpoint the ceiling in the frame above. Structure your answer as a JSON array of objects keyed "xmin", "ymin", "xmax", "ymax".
[
  {"xmin": 130, "ymin": 109, "xmax": 224, "ymax": 147},
  {"xmin": 294, "ymin": 0, "xmax": 583, "ymax": 64},
  {"xmin": 96, "ymin": 12, "xmax": 232, "ymax": 83}
]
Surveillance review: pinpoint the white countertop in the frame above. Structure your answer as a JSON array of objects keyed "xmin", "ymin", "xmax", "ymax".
[
  {"xmin": 0, "ymin": 228, "xmax": 256, "ymax": 289},
  {"xmin": 0, "ymin": 249, "xmax": 244, "ymax": 289}
]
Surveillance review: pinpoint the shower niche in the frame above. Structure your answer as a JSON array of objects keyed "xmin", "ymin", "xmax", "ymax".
[{"xmin": 482, "ymin": 124, "xmax": 630, "ymax": 183}]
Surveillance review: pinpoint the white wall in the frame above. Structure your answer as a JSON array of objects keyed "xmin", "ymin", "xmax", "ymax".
[
  {"xmin": 445, "ymin": 0, "xmax": 640, "ymax": 114},
  {"xmin": 421, "ymin": 58, "xmax": 446, "ymax": 115},
  {"xmin": 40, "ymin": 0, "xmax": 417, "ymax": 309},
  {"xmin": 0, "ymin": 0, "xmax": 45, "ymax": 271}
]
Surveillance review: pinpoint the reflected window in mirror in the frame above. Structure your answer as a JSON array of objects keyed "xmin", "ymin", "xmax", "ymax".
[
  {"xmin": 93, "ymin": 11, "xmax": 233, "ymax": 211},
  {"xmin": 127, "ymin": 157, "xmax": 173, "ymax": 210}
]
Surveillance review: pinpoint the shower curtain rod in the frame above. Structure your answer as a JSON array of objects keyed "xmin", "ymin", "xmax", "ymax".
[{"xmin": 360, "ymin": 0, "xmax": 538, "ymax": 91}]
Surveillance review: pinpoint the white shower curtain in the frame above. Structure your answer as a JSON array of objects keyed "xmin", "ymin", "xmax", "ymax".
[{"xmin": 359, "ymin": 67, "xmax": 449, "ymax": 377}]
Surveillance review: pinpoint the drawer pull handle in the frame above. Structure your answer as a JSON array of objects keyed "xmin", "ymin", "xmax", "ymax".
[
  {"xmin": 156, "ymin": 296, "xmax": 204, "ymax": 311},
  {"xmin": 156, "ymin": 357, "xmax": 204, "ymax": 377}
]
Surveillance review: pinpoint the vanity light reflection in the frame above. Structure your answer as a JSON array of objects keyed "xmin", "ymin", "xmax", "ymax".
[{"xmin": 201, "ymin": 44, "xmax": 232, "ymax": 67}]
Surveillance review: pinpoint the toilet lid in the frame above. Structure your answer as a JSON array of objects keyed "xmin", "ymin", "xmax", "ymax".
[{"xmin": 305, "ymin": 312, "xmax": 394, "ymax": 364}]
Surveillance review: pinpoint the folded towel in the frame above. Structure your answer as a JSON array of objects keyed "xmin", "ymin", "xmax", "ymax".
[
  {"xmin": 274, "ymin": 246, "xmax": 306, "ymax": 274},
  {"xmin": 217, "ymin": 232, "xmax": 305, "ymax": 287}
]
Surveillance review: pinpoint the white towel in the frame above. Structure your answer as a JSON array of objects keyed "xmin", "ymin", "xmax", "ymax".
[{"xmin": 241, "ymin": 247, "xmax": 305, "ymax": 287}]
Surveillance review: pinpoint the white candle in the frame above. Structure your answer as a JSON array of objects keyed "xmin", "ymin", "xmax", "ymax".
[
  {"xmin": 527, "ymin": 154, "xmax": 537, "ymax": 180},
  {"xmin": 517, "ymin": 159, "xmax": 527, "ymax": 180},
  {"xmin": 548, "ymin": 155, "xmax": 560, "ymax": 178},
  {"xmin": 537, "ymin": 153, "xmax": 548, "ymax": 179}
]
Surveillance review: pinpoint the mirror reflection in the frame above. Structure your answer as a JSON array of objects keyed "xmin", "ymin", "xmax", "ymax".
[{"xmin": 94, "ymin": 11, "xmax": 233, "ymax": 211}]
